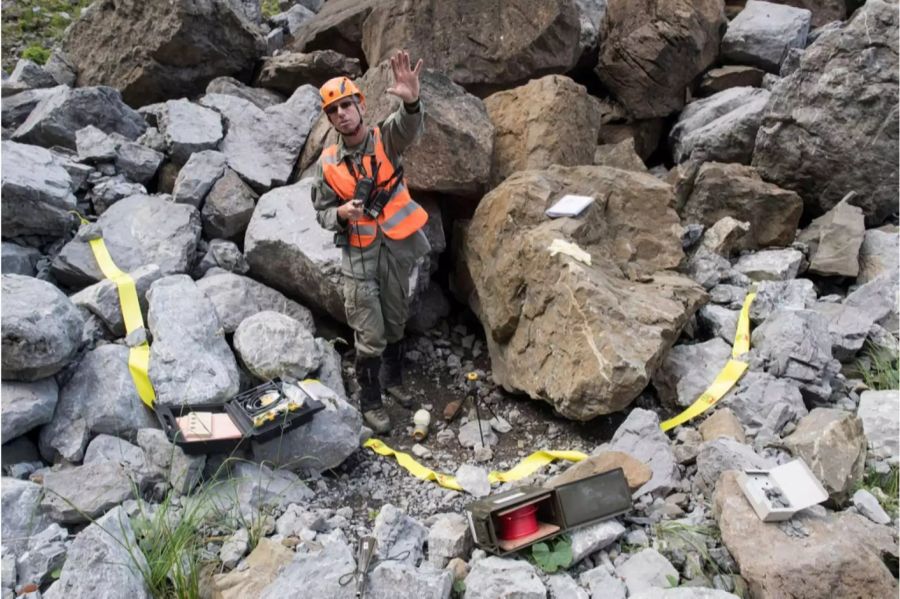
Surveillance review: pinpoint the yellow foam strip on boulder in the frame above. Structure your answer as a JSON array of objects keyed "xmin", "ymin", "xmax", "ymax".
[
  {"xmin": 363, "ymin": 438, "xmax": 587, "ymax": 492},
  {"xmin": 660, "ymin": 290, "xmax": 757, "ymax": 432},
  {"xmin": 75, "ymin": 217, "xmax": 156, "ymax": 408}
]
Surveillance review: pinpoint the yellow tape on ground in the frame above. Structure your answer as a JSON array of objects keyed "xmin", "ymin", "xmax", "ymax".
[
  {"xmin": 363, "ymin": 438, "xmax": 587, "ymax": 492},
  {"xmin": 660, "ymin": 290, "xmax": 757, "ymax": 432},
  {"xmin": 74, "ymin": 214, "xmax": 156, "ymax": 408}
]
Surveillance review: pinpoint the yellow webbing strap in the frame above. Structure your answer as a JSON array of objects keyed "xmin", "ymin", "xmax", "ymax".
[
  {"xmin": 363, "ymin": 438, "xmax": 587, "ymax": 492},
  {"xmin": 660, "ymin": 290, "xmax": 757, "ymax": 432},
  {"xmin": 74, "ymin": 214, "xmax": 156, "ymax": 408}
]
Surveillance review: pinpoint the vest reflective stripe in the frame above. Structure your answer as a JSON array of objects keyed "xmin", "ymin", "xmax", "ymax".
[{"xmin": 320, "ymin": 127, "xmax": 428, "ymax": 248}]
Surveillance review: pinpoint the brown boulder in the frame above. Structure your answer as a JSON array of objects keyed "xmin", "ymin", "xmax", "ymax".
[
  {"xmin": 596, "ymin": 0, "xmax": 726, "ymax": 118},
  {"xmin": 361, "ymin": 0, "xmax": 581, "ymax": 95},
  {"xmin": 255, "ymin": 50, "xmax": 362, "ymax": 95},
  {"xmin": 288, "ymin": 0, "xmax": 379, "ymax": 63},
  {"xmin": 593, "ymin": 138, "xmax": 648, "ymax": 173},
  {"xmin": 464, "ymin": 165, "xmax": 707, "ymax": 420},
  {"xmin": 484, "ymin": 75, "xmax": 603, "ymax": 187},
  {"xmin": 548, "ymin": 451, "xmax": 652, "ymax": 492},
  {"xmin": 63, "ymin": 0, "xmax": 265, "ymax": 107},
  {"xmin": 298, "ymin": 62, "xmax": 493, "ymax": 197},
  {"xmin": 713, "ymin": 470, "xmax": 897, "ymax": 599},
  {"xmin": 680, "ymin": 162, "xmax": 803, "ymax": 250}
]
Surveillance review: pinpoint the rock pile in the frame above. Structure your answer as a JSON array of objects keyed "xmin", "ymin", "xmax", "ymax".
[{"xmin": 1, "ymin": 0, "xmax": 898, "ymax": 598}]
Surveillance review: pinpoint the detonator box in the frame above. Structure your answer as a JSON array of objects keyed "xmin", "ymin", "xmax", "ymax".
[{"xmin": 465, "ymin": 468, "xmax": 633, "ymax": 555}]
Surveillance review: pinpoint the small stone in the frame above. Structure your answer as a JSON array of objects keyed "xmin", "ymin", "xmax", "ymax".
[
  {"xmin": 851, "ymin": 489, "xmax": 891, "ymax": 525},
  {"xmin": 219, "ymin": 528, "xmax": 250, "ymax": 569},
  {"xmin": 455, "ymin": 464, "xmax": 491, "ymax": 497},
  {"xmin": 411, "ymin": 444, "xmax": 432, "ymax": 459},
  {"xmin": 699, "ymin": 408, "xmax": 747, "ymax": 443},
  {"xmin": 473, "ymin": 445, "xmax": 493, "ymax": 462}
]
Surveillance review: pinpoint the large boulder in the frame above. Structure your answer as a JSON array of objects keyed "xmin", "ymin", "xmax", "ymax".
[
  {"xmin": 157, "ymin": 99, "xmax": 224, "ymax": 165},
  {"xmin": 721, "ymin": 0, "xmax": 812, "ymax": 73},
  {"xmin": 721, "ymin": 371, "xmax": 807, "ymax": 439},
  {"xmin": 652, "ymin": 337, "xmax": 732, "ymax": 408},
  {"xmin": 484, "ymin": 75, "xmax": 603, "ymax": 187},
  {"xmin": 605, "ymin": 408, "xmax": 680, "ymax": 497},
  {"xmin": 1, "ymin": 140, "xmax": 77, "ymax": 238},
  {"xmin": 464, "ymin": 556, "xmax": 546, "ymax": 599},
  {"xmin": 783, "ymin": 408, "xmax": 867, "ymax": 502},
  {"xmin": 669, "ymin": 87, "xmax": 770, "ymax": 164},
  {"xmin": 679, "ymin": 162, "xmax": 803, "ymax": 250},
  {"xmin": 40, "ymin": 462, "xmax": 134, "ymax": 524},
  {"xmin": 464, "ymin": 165, "xmax": 706, "ymax": 419},
  {"xmin": 51, "ymin": 194, "xmax": 201, "ymax": 289},
  {"xmin": 752, "ymin": 0, "xmax": 899, "ymax": 225},
  {"xmin": 857, "ymin": 228, "xmax": 899, "ymax": 285},
  {"xmin": 713, "ymin": 470, "xmax": 897, "ymax": 599},
  {"xmin": 596, "ymin": 0, "xmax": 726, "ymax": 118},
  {"xmin": 1, "ymin": 378, "xmax": 59, "ymax": 443},
  {"xmin": 70, "ymin": 264, "xmax": 163, "ymax": 338},
  {"xmin": 244, "ymin": 180, "xmax": 345, "ymax": 322},
  {"xmin": 199, "ymin": 85, "xmax": 319, "ymax": 192},
  {"xmin": 288, "ymin": 0, "xmax": 379, "ymax": 62},
  {"xmin": 1, "ymin": 275, "xmax": 84, "ymax": 382},
  {"xmin": 62, "ymin": 0, "xmax": 265, "ymax": 107},
  {"xmin": 361, "ymin": 0, "xmax": 581, "ymax": 94},
  {"xmin": 857, "ymin": 390, "xmax": 900, "ymax": 462},
  {"xmin": 298, "ymin": 62, "xmax": 493, "ymax": 197},
  {"xmin": 233, "ymin": 311, "xmax": 321, "ymax": 380},
  {"xmin": 1, "ymin": 479, "xmax": 52, "ymax": 554},
  {"xmin": 205, "ymin": 76, "xmax": 286, "ymax": 110},
  {"xmin": 767, "ymin": 0, "xmax": 845, "ymax": 28},
  {"xmin": 196, "ymin": 271, "xmax": 314, "ymax": 334},
  {"xmin": 12, "ymin": 86, "xmax": 146, "ymax": 149},
  {"xmin": 200, "ymin": 168, "xmax": 258, "ymax": 241},
  {"xmin": 255, "ymin": 50, "xmax": 363, "ymax": 94},
  {"xmin": 147, "ymin": 275, "xmax": 241, "ymax": 407},
  {"xmin": 1, "ymin": 86, "xmax": 63, "ymax": 131},
  {"xmin": 38, "ymin": 344, "xmax": 158, "ymax": 463},
  {"xmin": 1, "ymin": 242, "xmax": 41, "ymax": 277},
  {"xmin": 679, "ymin": 162, "xmax": 803, "ymax": 249},
  {"xmin": 797, "ymin": 197, "xmax": 866, "ymax": 277}
]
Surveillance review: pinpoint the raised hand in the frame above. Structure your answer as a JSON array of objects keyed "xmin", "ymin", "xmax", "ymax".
[{"xmin": 386, "ymin": 50, "xmax": 423, "ymax": 104}]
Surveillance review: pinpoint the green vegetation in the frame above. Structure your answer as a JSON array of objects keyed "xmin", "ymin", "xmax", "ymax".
[
  {"xmin": 526, "ymin": 534, "xmax": 573, "ymax": 573},
  {"xmin": 261, "ymin": 0, "xmax": 281, "ymax": 19},
  {"xmin": 850, "ymin": 340, "xmax": 899, "ymax": 391},
  {"xmin": 856, "ymin": 464, "xmax": 899, "ymax": 518},
  {"xmin": 1, "ymin": 0, "xmax": 94, "ymax": 71}
]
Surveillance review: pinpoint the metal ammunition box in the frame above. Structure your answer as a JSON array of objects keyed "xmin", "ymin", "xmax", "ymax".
[{"xmin": 465, "ymin": 468, "xmax": 633, "ymax": 555}]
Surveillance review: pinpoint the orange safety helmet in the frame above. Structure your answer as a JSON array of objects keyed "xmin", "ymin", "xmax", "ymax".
[{"xmin": 319, "ymin": 76, "xmax": 365, "ymax": 110}]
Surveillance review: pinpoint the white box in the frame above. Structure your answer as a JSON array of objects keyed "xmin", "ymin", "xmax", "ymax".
[{"xmin": 736, "ymin": 459, "xmax": 828, "ymax": 522}]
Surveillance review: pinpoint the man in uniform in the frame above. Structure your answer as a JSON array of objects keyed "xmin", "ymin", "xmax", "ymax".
[{"xmin": 311, "ymin": 50, "xmax": 430, "ymax": 434}]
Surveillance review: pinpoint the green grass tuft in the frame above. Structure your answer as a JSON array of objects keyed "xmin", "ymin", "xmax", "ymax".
[{"xmin": 851, "ymin": 340, "xmax": 899, "ymax": 391}]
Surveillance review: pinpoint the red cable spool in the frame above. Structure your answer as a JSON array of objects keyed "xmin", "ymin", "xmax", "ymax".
[{"xmin": 497, "ymin": 504, "xmax": 539, "ymax": 540}]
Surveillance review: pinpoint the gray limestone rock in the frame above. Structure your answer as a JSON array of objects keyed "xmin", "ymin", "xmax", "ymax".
[
  {"xmin": 172, "ymin": 150, "xmax": 227, "ymax": 208},
  {"xmin": 158, "ymin": 99, "xmax": 224, "ymax": 165},
  {"xmin": 464, "ymin": 556, "xmax": 546, "ymax": 599},
  {"xmin": 748, "ymin": 279, "xmax": 817, "ymax": 324},
  {"xmin": 857, "ymin": 229, "xmax": 899, "ymax": 285},
  {"xmin": 722, "ymin": 371, "xmax": 807, "ymax": 438},
  {"xmin": 201, "ymin": 168, "xmax": 258, "ymax": 241},
  {"xmin": 581, "ymin": 566, "xmax": 626, "ymax": 599},
  {"xmin": 697, "ymin": 304, "xmax": 740, "ymax": 345},
  {"xmin": 752, "ymin": 309, "xmax": 841, "ymax": 404},
  {"xmin": 783, "ymin": 408, "xmax": 867, "ymax": 502},
  {"xmin": 43, "ymin": 52, "xmax": 77, "ymax": 88},
  {"xmin": 205, "ymin": 76, "xmax": 286, "ymax": 110},
  {"xmin": 193, "ymin": 239, "xmax": 250, "ymax": 277},
  {"xmin": 83, "ymin": 434, "xmax": 147, "ymax": 472},
  {"xmin": 207, "ymin": 462, "xmax": 313, "ymax": 522},
  {"xmin": 1, "ymin": 275, "xmax": 83, "ymax": 382},
  {"xmin": 12, "ymin": 86, "xmax": 146, "ymax": 150},
  {"xmin": 258, "ymin": 531, "xmax": 354, "ymax": 599},
  {"xmin": 147, "ymin": 274, "xmax": 240, "ymax": 407},
  {"xmin": 457, "ymin": 420, "xmax": 498, "ymax": 448},
  {"xmin": 250, "ymin": 379, "xmax": 361, "ymax": 474},
  {"xmin": 722, "ymin": 1, "xmax": 811, "ymax": 72},
  {"xmin": 653, "ymin": 338, "xmax": 732, "ymax": 408},
  {"xmin": 366, "ymin": 561, "xmax": 453, "ymax": 599},
  {"xmin": 244, "ymin": 179, "xmax": 344, "ymax": 321},
  {"xmin": 733, "ymin": 248, "xmax": 804, "ymax": 281},
  {"xmin": 271, "ymin": 4, "xmax": 315, "ymax": 36},
  {"xmin": 851, "ymin": 489, "xmax": 891, "ymax": 525},
  {"xmin": 9, "ymin": 59, "xmax": 59, "ymax": 89},
  {"xmin": 695, "ymin": 438, "xmax": 772, "ymax": 493},
  {"xmin": 845, "ymin": 271, "xmax": 899, "ymax": 335},
  {"xmin": 1, "ymin": 140, "xmax": 77, "ymax": 237},
  {"xmin": 670, "ymin": 87, "xmax": 770, "ymax": 164},
  {"xmin": 455, "ymin": 464, "xmax": 491, "ymax": 498},
  {"xmin": 798, "ymin": 197, "xmax": 866, "ymax": 277},
  {"xmin": 374, "ymin": 503, "xmax": 428, "ymax": 566},
  {"xmin": 618, "ymin": 548, "xmax": 680, "ymax": 595},
  {"xmin": 15, "ymin": 523, "xmax": 68, "ymax": 589},
  {"xmin": 1, "ymin": 478, "xmax": 52, "ymax": 553},
  {"xmin": 811, "ymin": 301, "xmax": 875, "ymax": 361},
  {"xmin": 89, "ymin": 175, "xmax": 148, "ymax": 214},
  {"xmin": 199, "ymin": 85, "xmax": 319, "ymax": 191},
  {"xmin": 606, "ymin": 408, "xmax": 679, "ymax": 497},
  {"xmin": 548, "ymin": 572, "xmax": 589, "ymax": 599},
  {"xmin": 75, "ymin": 124, "xmax": 118, "ymax": 162},
  {"xmin": 569, "ymin": 519, "xmax": 626, "ymax": 564},
  {"xmin": 1, "ymin": 378, "xmax": 58, "ymax": 443},
  {"xmin": 857, "ymin": 390, "xmax": 900, "ymax": 461},
  {"xmin": 40, "ymin": 462, "xmax": 134, "ymax": 523},
  {"xmin": 1, "ymin": 87, "xmax": 63, "ymax": 130},
  {"xmin": 45, "ymin": 506, "xmax": 150, "ymax": 599},
  {"xmin": 136, "ymin": 428, "xmax": 205, "ymax": 495},
  {"xmin": 219, "ymin": 528, "xmax": 250, "ymax": 569},
  {"xmin": 196, "ymin": 271, "xmax": 314, "ymax": 334},
  {"xmin": 686, "ymin": 247, "xmax": 744, "ymax": 290},
  {"xmin": 1, "ymin": 242, "xmax": 41, "ymax": 277},
  {"xmin": 70, "ymin": 264, "xmax": 162, "ymax": 337},
  {"xmin": 52, "ymin": 193, "xmax": 201, "ymax": 288},
  {"xmin": 630, "ymin": 589, "xmax": 740, "ymax": 599},
  {"xmin": 233, "ymin": 310, "xmax": 320, "ymax": 380},
  {"xmin": 427, "ymin": 513, "xmax": 472, "ymax": 568},
  {"xmin": 115, "ymin": 140, "xmax": 164, "ymax": 185}
]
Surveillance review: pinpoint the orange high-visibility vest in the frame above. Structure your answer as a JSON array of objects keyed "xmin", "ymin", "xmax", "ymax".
[{"xmin": 320, "ymin": 127, "xmax": 428, "ymax": 248}]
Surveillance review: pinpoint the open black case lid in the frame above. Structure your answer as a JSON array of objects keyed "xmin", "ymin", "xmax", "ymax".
[{"xmin": 554, "ymin": 467, "xmax": 633, "ymax": 529}]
